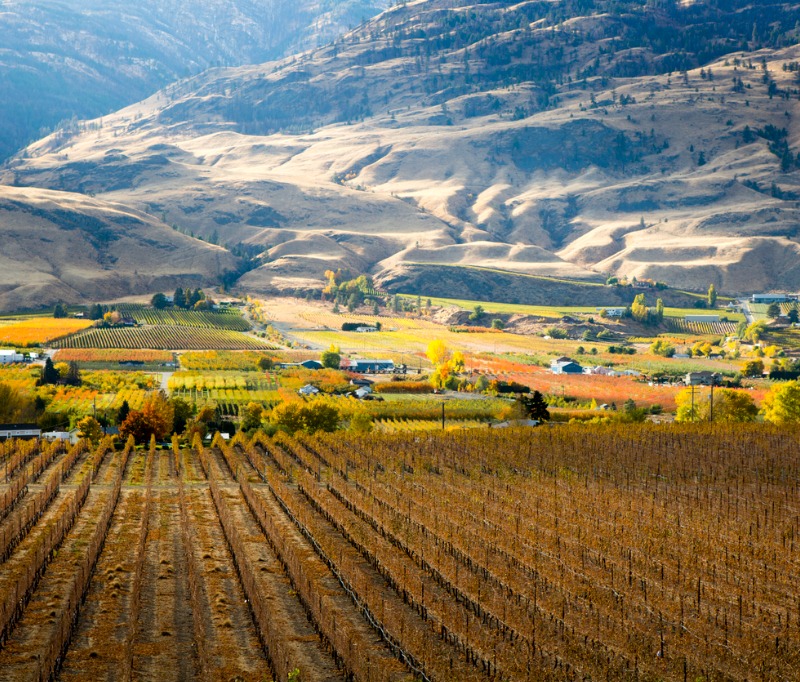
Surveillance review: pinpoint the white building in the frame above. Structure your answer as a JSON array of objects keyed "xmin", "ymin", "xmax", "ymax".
[{"xmin": 0, "ymin": 349, "xmax": 24, "ymax": 364}]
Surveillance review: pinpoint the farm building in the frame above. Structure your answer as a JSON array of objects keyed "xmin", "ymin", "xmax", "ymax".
[
  {"xmin": 551, "ymin": 358, "xmax": 583, "ymax": 374},
  {"xmin": 584, "ymin": 366, "xmax": 620, "ymax": 376},
  {"xmin": 41, "ymin": 430, "xmax": 80, "ymax": 444},
  {"xmin": 0, "ymin": 424, "xmax": 41, "ymax": 440},
  {"xmin": 298, "ymin": 384, "xmax": 320, "ymax": 396},
  {"xmin": 595, "ymin": 307, "xmax": 625, "ymax": 317},
  {"xmin": 277, "ymin": 360, "xmax": 323, "ymax": 370},
  {"xmin": 684, "ymin": 315, "xmax": 720, "ymax": 323},
  {"xmin": 0, "ymin": 350, "xmax": 24, "ymax": 364},
  {"xmin": 344, "ymin": 359, "xmax": 395, "ymax": 373},
  {"xmin": 684, "ymin": 371, "xmax": 721, "ymax": 386},
  {"xmin": 751, "ymin": 294, "xmax": 796, "ymax": 303}
]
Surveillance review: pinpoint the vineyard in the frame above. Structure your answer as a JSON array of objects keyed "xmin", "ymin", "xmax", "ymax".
[
  {"xmin": 53, "ymin": 349, "xmax": 174, "ymax": 364},
  {"xmin": 1, "ymin": 424, "xmax": 795, "ymax": 681},
  {"xmin": 179, "ymin": 350, "xmax": 278, "ymax": 371},
  {"xmin": 51, "ymin": 326, "xmax": 277, "ymax": 351},
  {"xmin": 663, "ymin": 318, "xmax": 738, "ymax": 336},
  {"xmin": 115, "ymin": 305, "xmax": 251, "ymax": 331},
  {"xmin": 168, "ymin": 371, "xmax": 281, "ymax": 414},
  {"xmin": 0, "ymin": 318, "xmax": 94, "ymax": 348}
]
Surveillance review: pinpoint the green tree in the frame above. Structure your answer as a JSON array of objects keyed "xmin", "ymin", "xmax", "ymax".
[
  {"xmin": 767, "ymin": 302, "xmax": 781, "ymax": 319},
  {"xmin": 762, "ymin": 381, "xmax": 800, "ymax": 423},
  {"xmin": 741, "ymin": 359, "xmax": 765, "ymax": 377},
  {"xmin": 38, "ymin": 357, "xmax": 61, "ymax": 386},
  {"xmin": 171, "ymin": 397, "xmax": 194, "ymax": 434},
  {"xmin": 151, "ymin": 292, "xmax": 168, "ymax": 309},
  {"xmin": 518, "ymin": 391, "xmax": 550, "ymax": 422},
  {"xmin": 116, "ymin": 400, "xmax": 130, "ymax": 425},
  {"xmin": 76, "ymin": 416, "xmax": 104, "ymax": 444},
  {"xmin": 173, "ymin": 287, "xmax": 186, "ymax": 309},
  {"xmin": 630, "ymin": 293, "xmax": 648, "ymax": 323},
  {"xmin": 491, "ymin": 319, "xmax": 504, "ymax": 330},
  {"xmin": 301, "ymin": 401, "xmax": 340, "ymax": 434},
  {"xmin": 468, "ymin": 305, "xmax": 484, "ymax": 322},
  {"xmin": 743, "ymin": 321, "xmax": 766, "ymax": 342},
  {"xmin": 349, "ymin": 409, "xmax": 373, "ymax": 433},
  {"xmin": 257, "ymin": 356, "xmax": 274, "ymax": 371},
  {"xmin": 271, "ymin": 401, "xmax": 339, "ymax": 435},
  {"xmin": 712, "ymin": 389, "xmax": 758, "ymax": 422},
  {"xmin": 321, "ymin": 345, "xmax": 341, "ymax": 369},
  {"xmin": 241, "ymin": 402, "xmax": 264, "ymax": 432},
  {"xmin": 788, "ymin": 308, "xmax": 799, "ymax": 324},
  {"xmin": 0, "ymin": 383, "xmax": 35, "ymax": 423},
  {"xmin": 707, "ymin": 284, "xmax": 717, "ymax": 308},
  {"xmin": 270, "ymin": 402, "xmax": 305, "ymax": 435},
  {"xmin": 650, "ymin": 339, "xmax": 676, "ymax": 357},
  {"xmin": 63, "ymin": 361, "xmax": 82, "ymax": 386},
  {"xmin": 655, "ymin": 298, "xmax": 664, "ymax": 322},
  {"xmin": 53, "ymin": 303, "xmax": 67, "ymax": 318}
]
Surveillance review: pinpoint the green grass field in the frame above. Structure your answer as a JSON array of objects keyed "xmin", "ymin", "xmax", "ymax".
[{"xmin": 401, "ymin": 295, "xmax": 745, "ymax": 322}]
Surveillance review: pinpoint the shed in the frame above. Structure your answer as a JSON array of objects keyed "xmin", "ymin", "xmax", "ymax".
[{"xmin": 0, "ymin": 424, "xmax": 41, "ymax": 440}]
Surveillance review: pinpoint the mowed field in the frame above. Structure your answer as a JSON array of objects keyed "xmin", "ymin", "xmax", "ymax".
[{"xmin": 0, "ymin": 425, "xmax": 797, "ymax": 681}]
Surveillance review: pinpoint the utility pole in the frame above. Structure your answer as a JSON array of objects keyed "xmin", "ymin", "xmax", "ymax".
[{"xmin": 709, "ymin": 376, "xmax": 716, "ymax": 423}]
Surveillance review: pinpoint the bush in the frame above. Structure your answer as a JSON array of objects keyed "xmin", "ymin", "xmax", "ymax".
[{"xmin": 545, "ymin": 327, "xmax": 568, "ymax": 339}]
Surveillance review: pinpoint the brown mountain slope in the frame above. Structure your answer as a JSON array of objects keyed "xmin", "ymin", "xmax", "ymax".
[
  {"xmin": 0, "ymin": 186, "xmax": 235, "ymax": 311},
  {"xmin": 4, "ymin": 0, "xmax": 800, "ymax": 298}
]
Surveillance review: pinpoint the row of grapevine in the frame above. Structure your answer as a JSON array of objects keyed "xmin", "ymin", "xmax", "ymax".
[
  {"xmin": 116, "ymin": 305, "xmax": 251, "ymax": 331},
  {"xmin": 293, "ymin": 426, "xmax": 800, "ymax": 681},
  {"xmin": 0, "ymin": 472, "xmax": 91, "ymax": 648},
  {"xmin": 119, "ymin": 442, "xmax": 155, "ymax": 681},
  {"xmin": 0, "ymin": 441, "xmax": 64, "ymax": 522},
  {"xmin": 664, "ymin": 318, "xmax": 738, "ymax": 336},
  {"xmin": 52, "ymin": 326, "xmax": 276, "ymax": 351},
  {"xmin": 53, "ymin": 349, "xmax": 174, "ymax": 363},
  {"xmin": 30, "ymin": 439, "xmax": 132, "ymax": 681}
]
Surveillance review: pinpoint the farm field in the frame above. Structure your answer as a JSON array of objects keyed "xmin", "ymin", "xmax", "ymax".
[
  {"xmin": 51, "ymin": 326, "xmax": 277, "ymax": 351},
  {"xmin": 402, "ymin": 295, "xmax": 745, "ymax": 323},
  {"xmin": 168, "ymin": 371, "xmax": 282, "ymax": 415},
  {"xmin": 53, "ymin": 349, "xmax": 175, "ymax": 364},
  {"xmin": 663, "ymin": 318, "xmax": 739, "ymax": 336},
  {"xmin": 0, "ymin": 318, "xmax": 94, "ymax": 347},
  {"xmin": 115, "ymin": 304, "xmax": 251, "ymax": 331},
  {"xmin": 0, "ymin": 425, "xmax": 797, "ymax": 681},
  {"xmin": 260, "ymin": 298, "xmax": 741, "ymax": 377}
]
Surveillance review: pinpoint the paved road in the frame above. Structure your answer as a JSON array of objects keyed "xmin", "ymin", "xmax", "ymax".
[
  {"xmin": 159, "ymin": 372, "xmax": 173, "ymax": 393},
  {"xmin": 738, "ymin": 299, "xmax": 754, "ymax": 325}
]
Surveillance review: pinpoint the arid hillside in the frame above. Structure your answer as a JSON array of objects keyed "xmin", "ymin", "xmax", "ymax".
[
  {"xmin": 4, "ymin": 0, "xmax": 800, "ymax": 301},
  {"xmin": 0, "ymin": 0, "xmax": 390, "ymax": 161},
  {"xmin": 0, "ymin": 186, "xmax": 236, "ymax": 311}
]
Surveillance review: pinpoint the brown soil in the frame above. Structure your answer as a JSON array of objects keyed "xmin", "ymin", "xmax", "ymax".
[
  {"xmin": 58, "ymin": 488, "xmax": 147, "ymax": 681},
  {"xmin": 131, "ymin": 487, "xmax": 198, "ymax": 681},
  {"xmin": 184, "ymin": 485, "xmax": 271, "ymax": 681}
]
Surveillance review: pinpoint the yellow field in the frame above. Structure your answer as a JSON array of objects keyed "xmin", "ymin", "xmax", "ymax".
[{"xmin": 0, "ymin": 317, "xmax": 94, "ymax": 347}]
